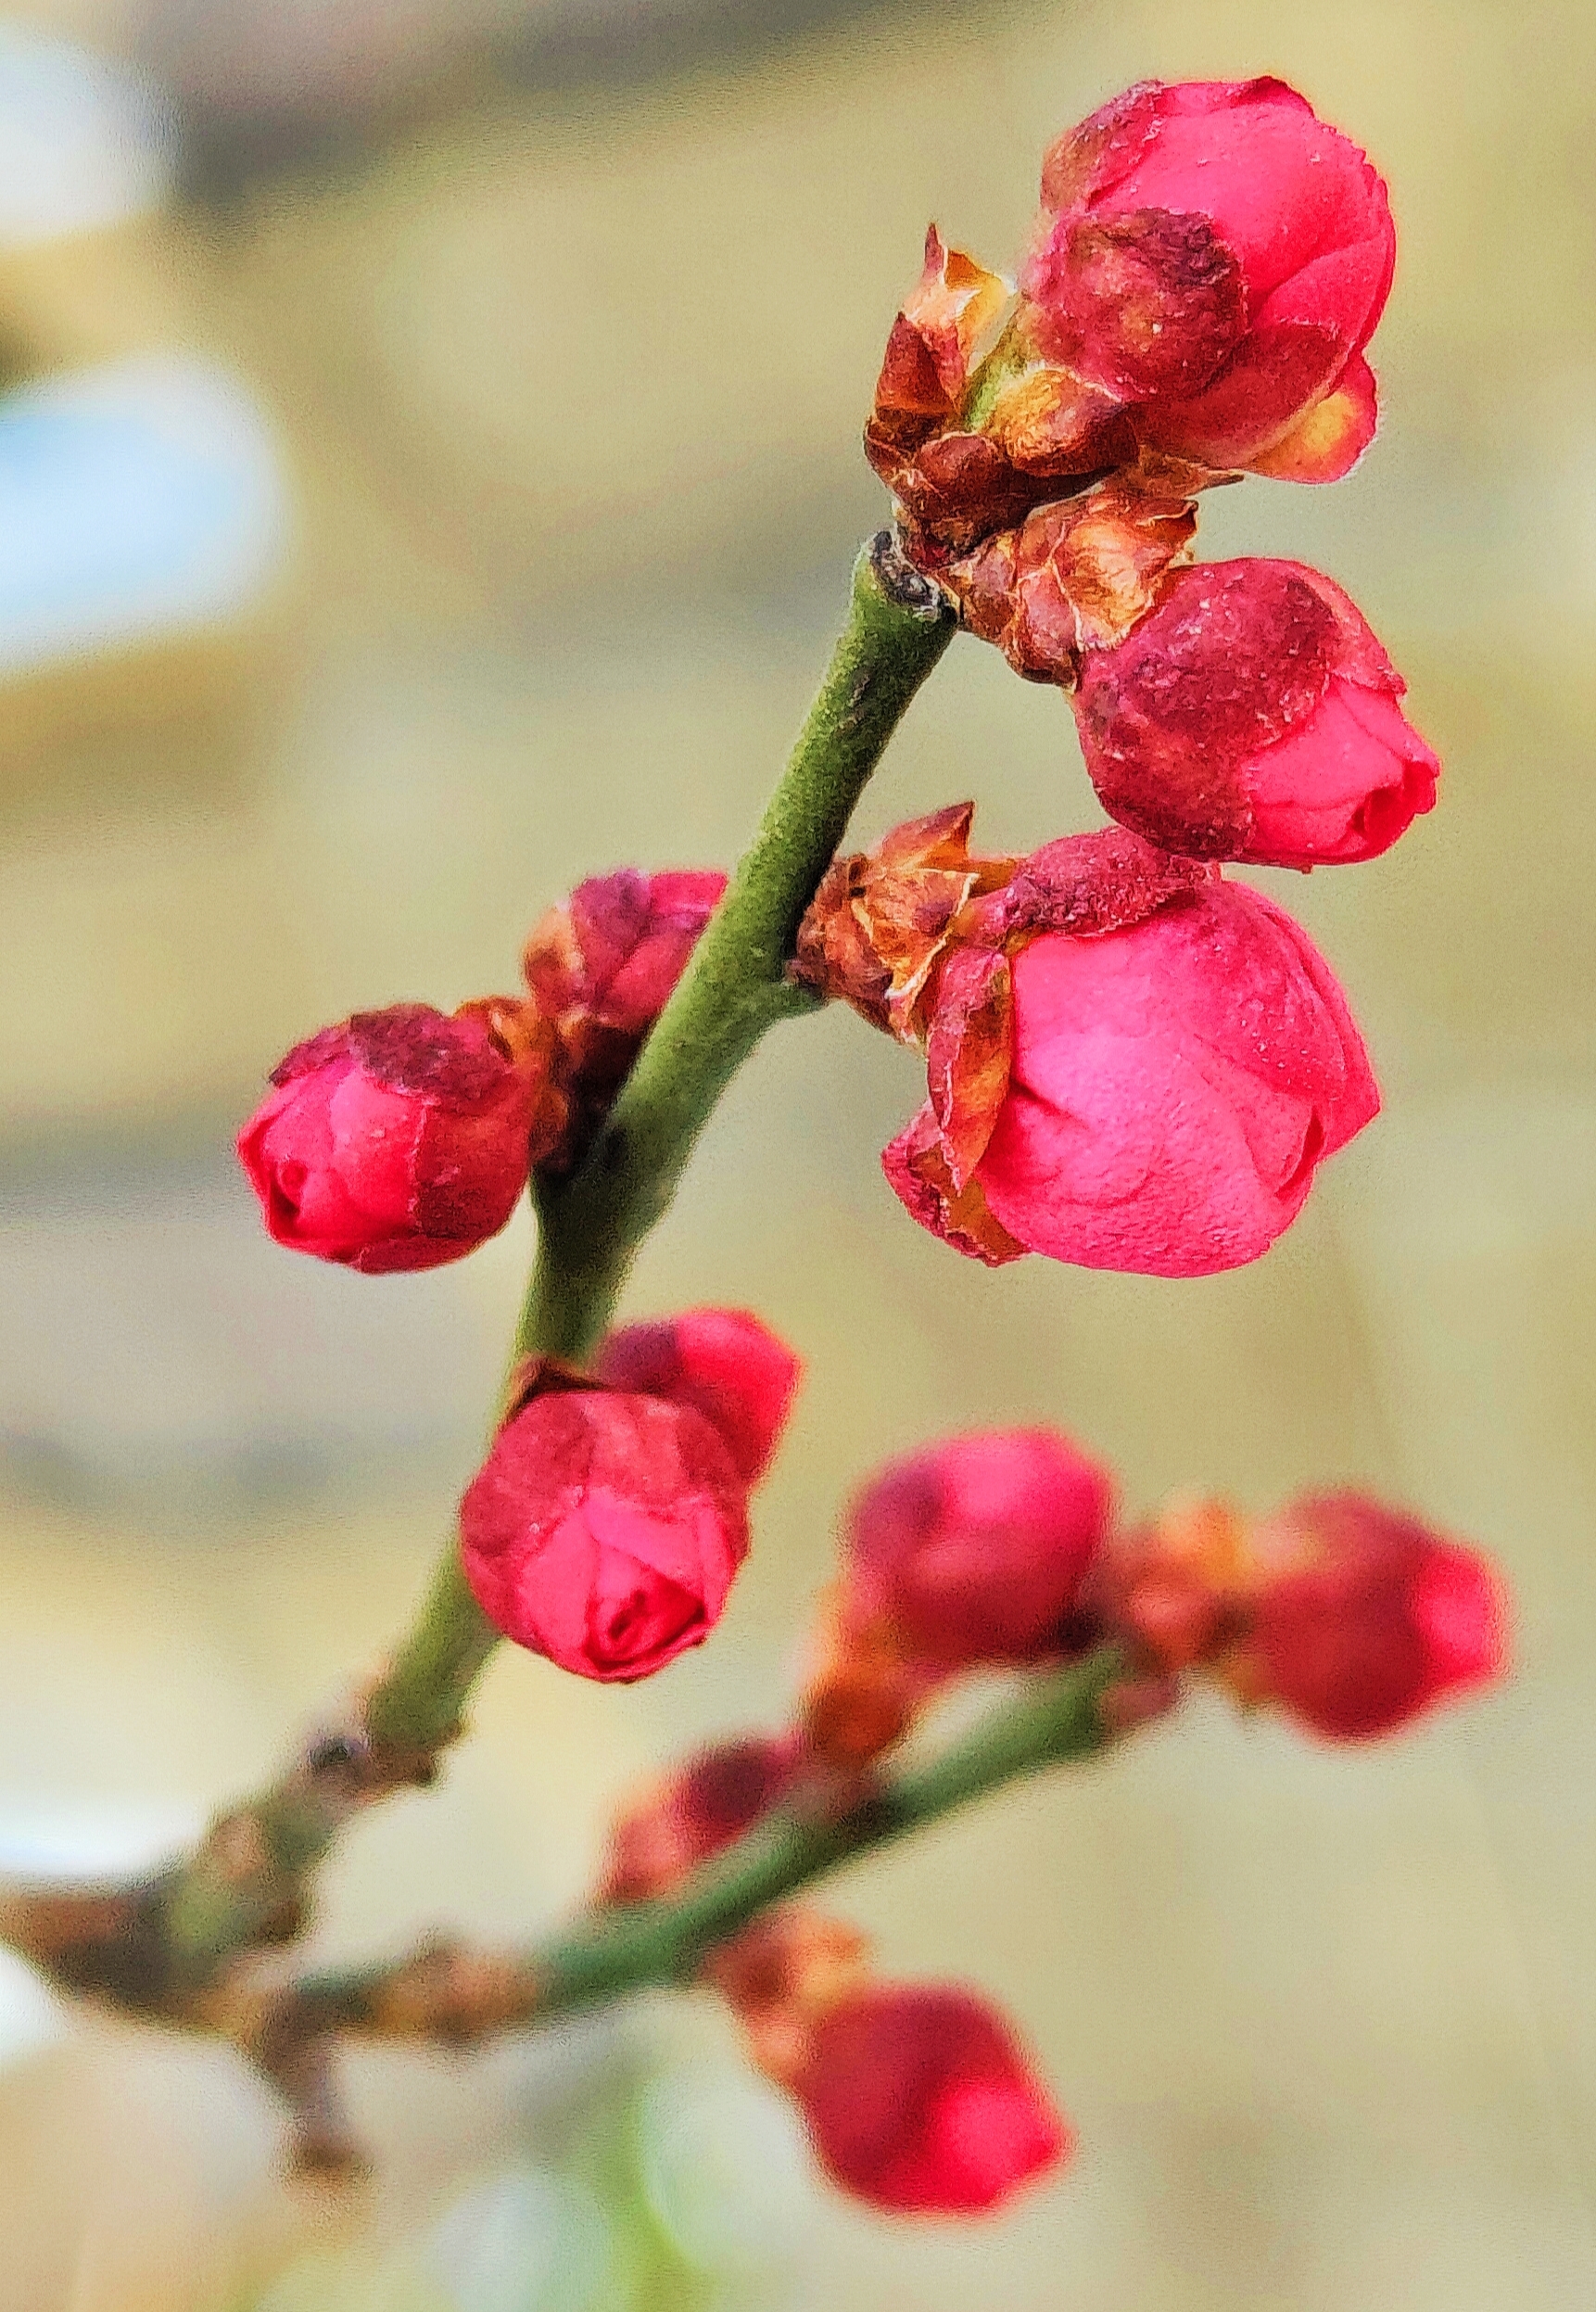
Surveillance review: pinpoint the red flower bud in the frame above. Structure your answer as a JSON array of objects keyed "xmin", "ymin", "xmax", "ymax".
[
  {"xmin": 596, "ymin": 1308, "xmax": 801, "ymax": 1486},
  {"xmin": 791, "ymin": 1985, "xmax": 1070, "ymax": 2215},
  {"xmin": 1072, "ymin": 560, "xmax": 1440, "ymax": 866},
  {"xmin": 522, "ymin": 868, "xmax": 726, "ymax": 1144},
  {"xmin": 599, "ymin": 1732, "xmax": 804, "ymax": 1904},
  {"xmin": 1026, "ymin": 79, "xmax": 1395, "ymax": 472},
  {"xmin": 1238, "ymin": 1493, "xmax": 1508, "ymax": 1739},
  {"xmin": 842, "ymin": 1429, "xmax": 1114, "ymax": 1669},
  {"xmin": 886, "ymin": 857, "xmax": 1378, "ymax": 1277},
  {"xmin": 237, "ymin": 1002, "xmax": 560, "ymax": 1274},
  {"xmin": 460, "ymin": 1383, "xmax": 750, "ymax": 1683}
]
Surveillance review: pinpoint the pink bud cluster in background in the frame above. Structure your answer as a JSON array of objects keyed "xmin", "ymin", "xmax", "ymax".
[{"xmin": 586, "ymin": 1416, "xmax": 1505, "ymax": 2216}]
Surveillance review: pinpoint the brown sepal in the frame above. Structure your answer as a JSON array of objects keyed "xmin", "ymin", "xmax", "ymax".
[
  {"xmin": 870, "ymin": 227, "xmax": 1010, "ymax": 443},
  {"xmin": 924, "ymin": 946, "xmax": 1014, "ymax": 1191},
  {"xmin": 792, "ymin": 804, "xmax": 1019, "ymax": 1044},
  {"xmin": 944, "ymin": 476, "xmax": 1198, "ymax": 683},
  {"xmin": 882, "ymin": 1102, "xmax": 1028, "ymax": 1268}
]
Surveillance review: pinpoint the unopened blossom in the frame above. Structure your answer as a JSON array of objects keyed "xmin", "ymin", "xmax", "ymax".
[
  {"xmin": 1025, "ymin": 78, "xmax": 1394, "ymax": 477},
  {"xmin": 841, "ymin": 1429, "xmax": 1114, "ymax": 1669},
  {"xmin": 522, "ymin": 867, "xmax": 726, "ymax": 1145},
  {"xmin": 1072, "ymin": 560, "xmax": 1439, "ymax": 866},
  {"xmin": 596, "ymin": 1307, "xmax": 802, "ymax": 1485},
  {"xmin": 238, "ymin": 1001, "xmax": 561, "ymax": 1274},
  {"xmin": 1235, "ymin": 1492, "xmax": 1508, "ymax": 1739},
  {"xmin": 599, "ymin": 1734, "xmax": 804, "ymax": 1905},
  {"xmin": 791, "ymin": 1984, "xmax": 1070, "ymax": 2215},
  {"xmin": 853, "ymin": 824, "xmax": 1378, "ymax": 1277},
  {"xmin": 461, "ymin": 1378, "xmax": 751, "ymax": 1683}
]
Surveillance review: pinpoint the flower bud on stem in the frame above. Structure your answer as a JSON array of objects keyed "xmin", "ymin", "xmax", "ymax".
[{"xmin": 3, "ymin": 538, "xmax": 956, "ymax": 2009}]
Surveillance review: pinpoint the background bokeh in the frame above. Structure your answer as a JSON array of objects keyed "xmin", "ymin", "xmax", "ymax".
[{"xmin": 1, "ymin": 0, "xmax": 1593, "ymax": 2304}]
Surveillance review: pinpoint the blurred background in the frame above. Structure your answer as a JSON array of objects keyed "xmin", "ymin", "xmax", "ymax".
[{"xmin": 0, "ymin": 0, "xmax": 1591, "ymax": 2303}]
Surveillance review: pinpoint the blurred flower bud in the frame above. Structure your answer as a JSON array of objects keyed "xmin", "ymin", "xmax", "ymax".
[
  {"xmin": 237, "ymin": 999, "xmax": 562, "ymax": 1274},
  {"xmin": 596, "ymin": 1308, "xmax": 802, "ymax": 1486},
  {"xmin": 707, "ymin": 1908, "xmax": 873, "ymax": 2085},
  {"xmin": 789, "ymin": 1983, "xmax": 1070, "ymax": 2215},
  {"xmin": 599, "ymin": 1733, "xmax": 804, "ymax": 1905},
  {"xmin": 1025, "ymin": 78, "xmax": 1394, "ymax": 474},
  {"xmin": 523, "ymin": 868, "xmax": 726, "ymax": 1151},
  {"xmin": 841, "ymin": 1429, "xmax": 1114, "ymax": 1670},
  {"xmin": 1232, "ymin": 1492, "xmax": 1508, "ymax": 1739},
  {"xmin": 855, "ymin": 822, "xmax": 1376, "ymax": 1277},
  {"xmin": 1072, "ymin": 559, "xmax": 1440, "ymax": 865},
  {"xmin": 1092, "ymin": 1493, "xmax": 1248, "ymax": 1673},
  {"xmin": 460, "ymin": 1367, "xmax": 751, "ymax": 1683}
]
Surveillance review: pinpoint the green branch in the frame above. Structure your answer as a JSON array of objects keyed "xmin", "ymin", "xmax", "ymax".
[
  {"xmin": 293, "ymin": 1645, "xmax": 1121, "ymax": 2039},
  {"xmin": 9, "ymin": 533, "xmax": 956, "ymax": 2003}
]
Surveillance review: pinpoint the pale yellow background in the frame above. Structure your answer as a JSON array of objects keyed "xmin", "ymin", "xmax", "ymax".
[{"xmin": 1, "ymin": 0, "xmax": 1592, "ymax": 2304}]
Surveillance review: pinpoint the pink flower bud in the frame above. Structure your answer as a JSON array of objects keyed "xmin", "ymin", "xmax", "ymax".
[
  {"xmin": 460, "ymin": 1383, "xmax": 750, "ymax": 1683},
  {"xmin": 599, "ymin": 1732, "xmax": 804, "ymax": 1904},
  {"xmin": 792, "ymin": 1985, "xmax": 1070, "ymax": 2214},
  {"xmin": 1072, "ymin": 560, "xmax": 1440, "ymax": 867},
  {"xmin": 1025, "ymin": 79, "xmax": 1395, "ymax": 472},
  {"xmin": 237, "ymin": 1002, "xmax": 560, "ymax": 1274},
  {"xmin": 513, "ymin": 867, "xmax": 725, "ymax": 1175},
  {"xmin": 595, "ymin": 1308, "xmax": 802, "ymax": 1486},
  {"xmin": 522, "ymin": 869, "xmax": 726, "ymax": 1124},
  {"xmin": 887, "ymin": 867, "xmax": 1378, "ymax": 1277},
  {"xmin": 1241, "ymin": 1493, "xmax": 1508, "ymax": 1739},
  {"xmin": 843, "ymin": 1429, "xmax": 1114, "ymax": 1669}
]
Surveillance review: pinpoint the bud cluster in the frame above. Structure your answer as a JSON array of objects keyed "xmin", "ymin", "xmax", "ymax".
[
  {"xmin": 588, "ymin": 1419, "xmax": 1505, "ymax": 2214},
  {"xmin": 867, "ymin": 76, "xmax": 1439, "ymax": 871},
  {"xmin": 237, "ymin": 867, "xmax": 723, "ymax": 1274}
]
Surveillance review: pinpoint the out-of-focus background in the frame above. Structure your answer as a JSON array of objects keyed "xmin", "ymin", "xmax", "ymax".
[{"xmin": 0, "ymin": 0, "xmax": 1592, "ymax": 2303}]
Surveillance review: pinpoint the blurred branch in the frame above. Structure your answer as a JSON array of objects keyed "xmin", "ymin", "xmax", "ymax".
[
  {"xmin": 0, "ymin": 531, "xmax": 956, "ymax": 2018},
  {"xmin": 215, "ymin": 1644, "xmax": 1121, "ymax": 2164}
]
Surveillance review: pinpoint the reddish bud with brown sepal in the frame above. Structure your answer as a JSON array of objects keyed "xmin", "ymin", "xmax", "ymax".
[
  {"xmin": 238, "ymin": 999, "xmax": 564, "ymax": 1274},
  {"xmin": 464, "ymin": 1351, "xmax": 768, "ymax": 1685},
  {"xmin": 789, "ymin": 1982, "xmax": 1071, "ymax": 2215},
  {"xmin": 1072, "ymin": 559, "xmax": 1440, "ymax": 866},
  {"xmin": 598, "ymin": 1731, "xmax": 806, "ymax": 1904},
  {"xmin": 595, "ymin": 1307, "xmax": 801, "ymax": 1487},
  {"xmin": 1229, "ymin": 1492, "xmax": 1508, "ymax": 1740},
  {"xmin": 802, "ymin": 814, "xmax": 1377, "ymax": 1277},
  {"xmin": 1026, "ymin": 79, "xmax": 1395, "ymax": 478},
  {"xmin": 522, "ymin": 868, "xmax": 726, "ymax": 1154}
]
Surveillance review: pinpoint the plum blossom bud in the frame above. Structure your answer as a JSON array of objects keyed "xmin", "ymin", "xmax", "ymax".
[
  {"xmin": 1235, "ymin": 1493, "xmax": 1508, "ymax": 1739},
  {"xmin": 1025, "ymin": 79, "xmax": 1395, "ymax": 476},
  {"xmin": 599, "ymin": 1733, "xmax": 804, "ymax": 1904},
  {"xmin": 460, "ymin": 1373, "xmax": 751, "ymax": 1683},
  {"xmin": 238, "ymin": 1001, "xmax": 562, "ymax": 1274},
  {"xmin": 790, "ymin": 1985, "xmax": 1070, "ymax": 2215},
  {"xmin": 1072, "ymin": 560, "xmax": 1440, "ymax": 866},
  {"xmin": 842, "ymin": 1429, "xmax": 1114, "ymax": 1670},
  {"xmin": 855, "ymin": 822, "xmax": 1378, "ymax": 1277},
  {"xmin": 596, "ymin": 1308, "xmax": 802, "ymax": 1486},
  {"xmin": 522, "ymin": 868, "xmax": 726, "ymax": 1147}
]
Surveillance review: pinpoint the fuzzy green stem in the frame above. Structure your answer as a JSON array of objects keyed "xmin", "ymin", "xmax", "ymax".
[
  {"xmin": 297, "ymin": 1645, "xmax": 1121, "ymax": 2036},
  {"xmin": 98, "ymin": 535, "xmax": 956, "ymax": 1996}
]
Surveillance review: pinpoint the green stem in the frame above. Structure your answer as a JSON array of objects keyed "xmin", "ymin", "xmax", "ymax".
[
  {"xmin": 367, "ymin": 533, "xmax": 953, "ymax": 1743},
  {"xmin": 298, "ymin": 1645, "xmax": 1121, "ymax": 2034},
  {"xmin": 130, "ymin": 535, "xmax": 955, "ymax": 1992}
]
